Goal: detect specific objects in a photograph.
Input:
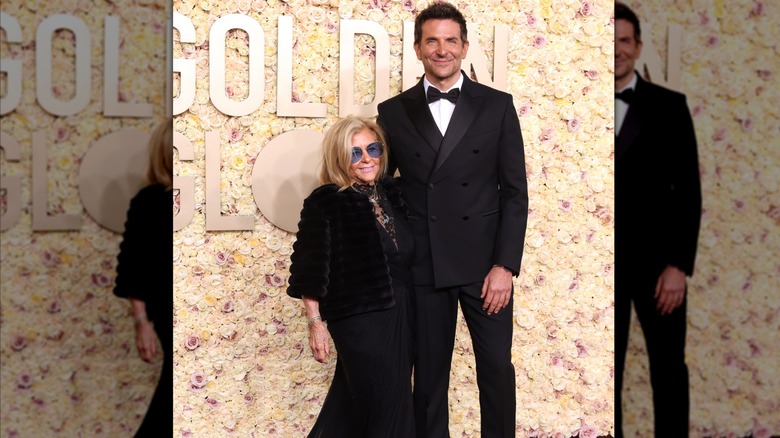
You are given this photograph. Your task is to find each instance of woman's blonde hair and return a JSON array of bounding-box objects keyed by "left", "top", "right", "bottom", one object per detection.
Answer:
[
  {"left": 319, "top": 116, "right": 388, "bottom": 190},
  {"left": 146, "top": 117, "right": 173, "bottom": 188}
]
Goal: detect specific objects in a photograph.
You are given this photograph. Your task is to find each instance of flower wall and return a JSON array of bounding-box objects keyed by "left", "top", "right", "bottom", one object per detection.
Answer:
[
  {"left": 620, "top": 1, "right": 780, "bottom": 437},
  {"left": 172, "top": 0, "right": 615, "bottom": 437},
  {"left": 0, "top": 0, "right": 168, "bottom": 436}
]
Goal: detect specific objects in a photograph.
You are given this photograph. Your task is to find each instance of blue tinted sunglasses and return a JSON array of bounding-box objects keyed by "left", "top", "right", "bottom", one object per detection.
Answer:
[{"left": 351, "top": 141, "right": 384, "bottom": 163}]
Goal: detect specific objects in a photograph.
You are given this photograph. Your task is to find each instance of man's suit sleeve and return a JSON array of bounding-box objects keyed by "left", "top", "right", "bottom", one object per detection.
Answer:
[
  {"left": 376, "top": 106, "right": 398, "bottom": 177},
  {"left": 494, "top": 95, "right": 529, "bottom": 274},
  {"left": 668, "top": 94, "right": 702, "bottom": 277}
]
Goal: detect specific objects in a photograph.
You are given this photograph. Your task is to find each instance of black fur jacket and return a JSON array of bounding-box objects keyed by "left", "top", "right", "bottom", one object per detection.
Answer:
[{"left": 287, "top": 176, "right": 407, "bottom": 321}]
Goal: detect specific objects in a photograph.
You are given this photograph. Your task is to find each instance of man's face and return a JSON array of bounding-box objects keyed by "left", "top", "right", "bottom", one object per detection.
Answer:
[
  {"left": 615, "top": 19, "right": 642, "bottom": 84},
  {"left": 414, "top": 19, "right": 469, "bottom": 87}
]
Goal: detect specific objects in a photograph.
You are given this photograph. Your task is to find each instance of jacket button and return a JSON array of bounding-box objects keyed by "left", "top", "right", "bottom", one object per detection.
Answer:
[
  {"left": 428, "top": 183, "right": 435, "bottom": 189},
  {"left": 473, "top": 149, "right": 479, "bottom": 153},
  {"left": 430, "top": 216, "right": 437, "bottom": 222},
  {"left": 462, "top": 182, "right": 469, "bottom": 187},
  {"left": 462, "top": 216, "right": 469, "bottom": 220}
]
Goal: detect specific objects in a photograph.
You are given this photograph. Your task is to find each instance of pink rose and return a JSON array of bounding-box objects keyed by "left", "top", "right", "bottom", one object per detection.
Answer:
[
  {"left": 526, "top": 13, "right": 537, "bottom": 28},
  {"left": 756, "top": 69, "right": 772, "bottom": 80},
  {"left": 532, "top": 35, "right": 546, "bottom": 49},
  {"left": 221, "top": 300, "right": 235, "bottom": 313},
  {"left": 578, "top": 1, "right": 593, "bottom": 16},
  {"left": 271, "top": 274, "right": 285, "bottom": 287},
  {"left": 185, "top": 335, "right": 200, "bottom": 351},
  {"left": 567, "top": 117, "right": 581, "bottom": 132},
  {"left": 750, "top": 1, "right": 765, "bottom": 17},
  {"left": 579, "top": 424, "right": 598, "bottom": 438},
  {"left": 91, "top": 273, "right": 111, "bottom": 287},
  {"left": 575, "top": 339, "right": 589, "bottom": 356},
  {"left": 229, "top": 128, "right": 243, "bottom": 143},
  {"left": 11, "top": 335, "right": 26, "bottom": 351},
  {"left": 190, "top": 371, "right": 207, "bottom": 389},
  {"left": 55, "top": 127, "right": 70, "bottom": 143},
  {"left": 539, "top": 128, "right": 554, "bottom": 142},
  {"left": 518, "top": 103, "right": 530, "bottom": 117},
  {"left": 17, "top": 372, "right": 33, "bottom": 390},
  {"left": 402, "top": 0, "right": 416, "bottom": 12}
]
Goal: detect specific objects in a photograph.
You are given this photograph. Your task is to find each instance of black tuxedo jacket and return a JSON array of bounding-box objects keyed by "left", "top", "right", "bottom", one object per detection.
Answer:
[
  {"left": 615, "top": 73, "right": 702, "bottom": 277},
  {"left": 377, "top": 73, "right": 528, "bottom": 288}
]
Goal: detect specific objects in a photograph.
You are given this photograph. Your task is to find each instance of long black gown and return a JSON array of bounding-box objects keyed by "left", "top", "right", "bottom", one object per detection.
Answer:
[{"left": 307, "top": 183, "right": 415, "bottom": 438}]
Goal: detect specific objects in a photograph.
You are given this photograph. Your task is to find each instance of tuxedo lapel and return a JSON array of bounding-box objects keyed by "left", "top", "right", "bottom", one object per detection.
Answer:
[
  {"left": 616, "top": 74, "right": 645, "bottom": 159},
  {"left": 432, "top": 75, "right": 482, "bottom": 176},
  {"left": 616, "top": 105, "right": 640, "bottom": 159},
  {"left": 402, "top": 79, "right": 443, "bottom": 153}
]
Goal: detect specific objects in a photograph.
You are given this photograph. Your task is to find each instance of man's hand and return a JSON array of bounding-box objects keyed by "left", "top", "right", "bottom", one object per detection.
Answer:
[
  {"left": 308, "top": 321, "right": 332, "bottom": 364},
  {"left": 655, "top": 265, "right": 687, "bottom": 315},
  {"left": 481, "top": 266, "right": 513, "bottom": 315}
]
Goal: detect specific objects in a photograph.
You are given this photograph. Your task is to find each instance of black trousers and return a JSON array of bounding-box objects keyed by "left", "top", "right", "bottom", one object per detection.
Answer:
[
  {"left": 615, "top": 268, "right": 689, "bottom": 438},
  {"left": 413, "top": 282, "right": 516, "bottom": 438}
]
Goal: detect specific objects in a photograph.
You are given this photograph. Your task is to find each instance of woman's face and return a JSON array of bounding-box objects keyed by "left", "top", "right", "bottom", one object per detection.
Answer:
[{"left": 348, "top": 128, "right": 382, "bottom": 185}]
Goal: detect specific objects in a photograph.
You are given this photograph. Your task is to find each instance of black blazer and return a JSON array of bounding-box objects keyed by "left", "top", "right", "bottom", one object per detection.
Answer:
[
  {"left": 377, "top": 73, "right": 528, "bottom": 288},
  {"left": 287, "top": 176, "right": 406, "bottom": 321},
  {"left": 615, "top": 73, "right": 702, "bottom": 276}
]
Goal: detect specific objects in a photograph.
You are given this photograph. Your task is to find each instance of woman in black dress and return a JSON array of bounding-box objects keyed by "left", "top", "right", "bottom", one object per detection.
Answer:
[
  {"left": 113, "top": 118, "right": 173, "bottom": 437},
  {"left": 287, "top": 116, "right": 415, "bottom": 437}
]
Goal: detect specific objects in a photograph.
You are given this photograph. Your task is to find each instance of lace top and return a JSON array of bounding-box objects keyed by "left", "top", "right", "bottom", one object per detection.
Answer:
[{"left": 351, "top": 182, "right": 397, "bottom": 250}]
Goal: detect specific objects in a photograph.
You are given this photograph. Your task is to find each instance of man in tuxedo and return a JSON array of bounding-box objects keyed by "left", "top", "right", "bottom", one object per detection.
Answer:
[
  {"left": 614, "top": 3, "right": 702, "bottom": 437},
  {"left": 376, "top": 2, "right": 528, "bottom": 437}
]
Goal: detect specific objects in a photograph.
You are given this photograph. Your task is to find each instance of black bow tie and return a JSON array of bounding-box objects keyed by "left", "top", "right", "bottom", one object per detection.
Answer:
[
  {"left": 427, "top": 87, "right": 460, "bottom": 104},
  {"left": 615, "top": 88, "right": 634, "bottom": 104}
]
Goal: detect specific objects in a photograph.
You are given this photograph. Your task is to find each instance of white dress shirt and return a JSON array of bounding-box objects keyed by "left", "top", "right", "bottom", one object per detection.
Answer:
[{"left": 424, "top": 74, "right": 464, "bottom": 136}]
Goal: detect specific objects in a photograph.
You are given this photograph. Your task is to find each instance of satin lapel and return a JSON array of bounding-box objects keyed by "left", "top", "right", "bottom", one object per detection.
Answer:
[
  {"left": 616, "top": 105, "right": 640, "bottom": 159},
  {"left": 402, "top": 81, "right": 443, "bottom": 153},
  {"left": 431, "top": 79, "right": 482, "bottom": 176},
  {"left": 616, "top": 74, "right": 646, "bottom": 159}
]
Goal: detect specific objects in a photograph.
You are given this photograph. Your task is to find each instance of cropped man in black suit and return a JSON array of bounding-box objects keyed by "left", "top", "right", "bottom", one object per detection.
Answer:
[
  {"left": 614, "top": 3, "right": 702, "bottom": 437},
  {"left": 377, "top": 3, "right": 528, "bottom": 437}
]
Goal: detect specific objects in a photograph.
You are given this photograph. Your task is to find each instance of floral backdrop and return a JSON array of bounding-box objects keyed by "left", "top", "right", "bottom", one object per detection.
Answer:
[
  {"left": 172, "top": 0, "right": 614, "bottom": 437},
  {"left": 620, "top": 1, "right": 780, "bottom": 437},
  {"left": 0, "top": 0, "right": 167, "bottom": 436}
]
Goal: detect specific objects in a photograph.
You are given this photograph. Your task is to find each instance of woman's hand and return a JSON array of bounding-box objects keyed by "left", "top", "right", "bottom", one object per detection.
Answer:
[
  {"left": 308, "top": 320, "right": 331, "bottom": 364},
  {"left": 135, "top": 320, "right": 158, "bottom": 363}
]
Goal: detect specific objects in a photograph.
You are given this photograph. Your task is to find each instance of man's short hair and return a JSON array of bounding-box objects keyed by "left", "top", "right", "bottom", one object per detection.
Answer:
[
  {"left": 414, "top": 1, "right": 468, "bottom": 45},
  {"left": 615, "top": 2, "right": 642, "bottom": 42}
]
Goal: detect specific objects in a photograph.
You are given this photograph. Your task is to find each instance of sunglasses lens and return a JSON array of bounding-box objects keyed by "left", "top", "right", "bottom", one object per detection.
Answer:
[
  {"left": 366, "top": 142, "right": 383, "bottom": 158},
  {"left": 351, "top": 142, "right": 383, "bottom": 163},
  {"left": 351, "top": 148, "right": 363, "bottom": 163}
]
